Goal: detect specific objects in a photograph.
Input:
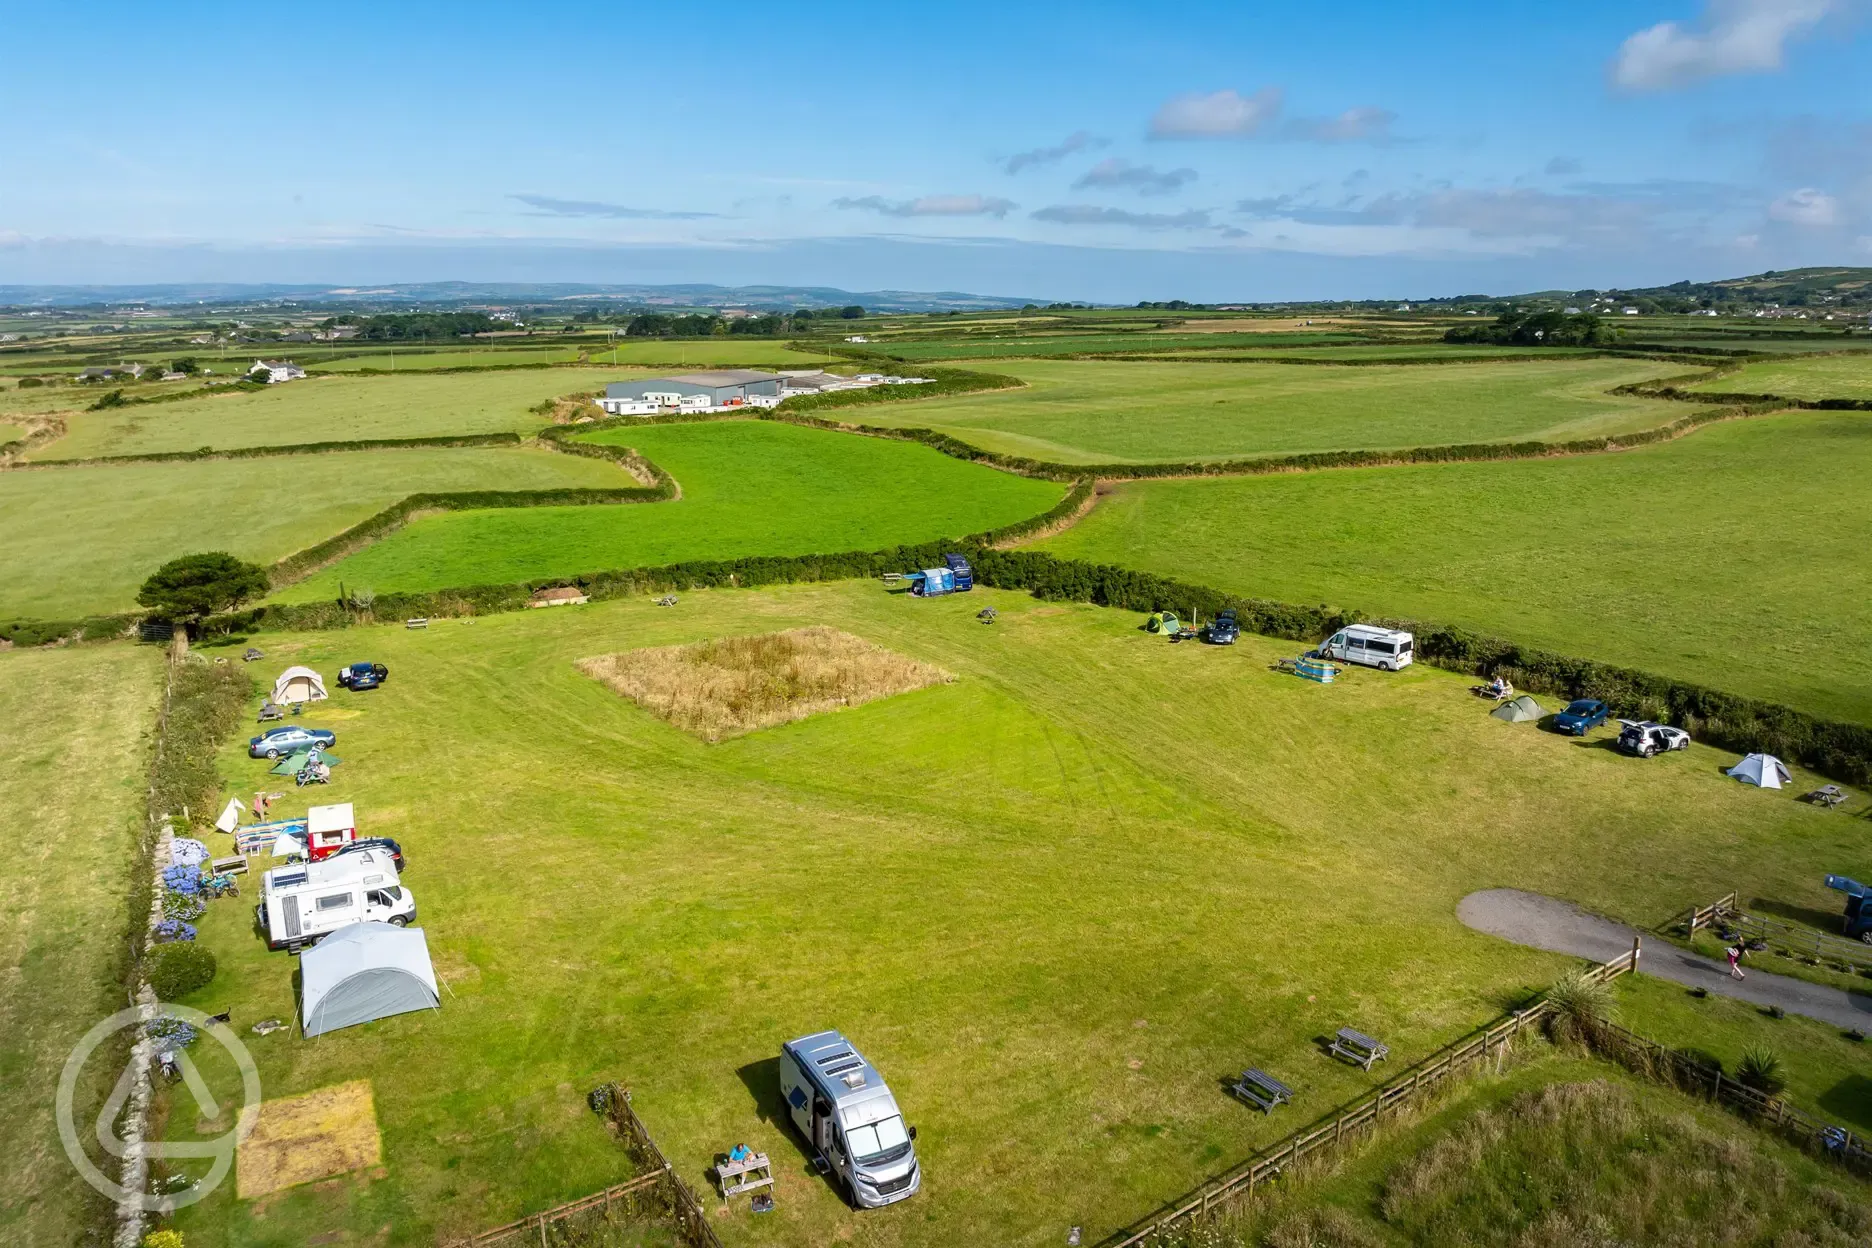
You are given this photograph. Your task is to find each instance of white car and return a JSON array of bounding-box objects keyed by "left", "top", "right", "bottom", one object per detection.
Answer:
[{"left": 1616, "top": 720, "right": 1690, "bottom": 757}]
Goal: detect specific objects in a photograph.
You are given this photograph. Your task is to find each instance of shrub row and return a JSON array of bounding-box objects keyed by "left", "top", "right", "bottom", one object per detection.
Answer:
[
  {"left": 50, "top": 430, "right": 525, "bottom": 467},
  {"left": 0, "top": 614, "right": 134, "bottom": 647},
  {"left": 773, "top": 365, "right": 1024, "bottom": 415},
  {"left": 1632, "top": 384, "right": 1872, "bottom": 412}
]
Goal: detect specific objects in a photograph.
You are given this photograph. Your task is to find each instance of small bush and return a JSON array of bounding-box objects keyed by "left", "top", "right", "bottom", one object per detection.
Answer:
[
  {"left": 1543, "top": 971, "right": 1615, "bottom": 1047},
  {"left": 1737, "top": 1044, "right": 1786, "bottom": 1097},
  {"left": 18, "top": 375, "right": 45, "bottom": 388},
  {"left": 148, "top": 942, "right": 217, "bottom": 1000},
  {"left": 142, "top": 1230, "right": 185, "bottom": 1248}
]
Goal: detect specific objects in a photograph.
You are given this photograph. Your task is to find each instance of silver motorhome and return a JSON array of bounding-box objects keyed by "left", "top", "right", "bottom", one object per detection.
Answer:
[
  {"left": 256, "top": 849, "right": 415, "bottom": 951},
  {"left": 780, "top": 1030, "right": 919, "bottom": 1208},
  {"left": 1320, "top": 624, "right": 1415, "bottom": 671}
]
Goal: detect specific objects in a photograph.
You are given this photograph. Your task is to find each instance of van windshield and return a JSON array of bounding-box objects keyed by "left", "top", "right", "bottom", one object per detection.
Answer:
[{"left": 845, "top": 1115, "right": 910, "bottom": 1164}]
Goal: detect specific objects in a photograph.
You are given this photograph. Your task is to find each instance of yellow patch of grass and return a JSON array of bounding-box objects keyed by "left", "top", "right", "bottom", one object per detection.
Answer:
[
  {"left": 577, "top": 626, "right": 950, "bottom": 741},
  {"left": 237, "top": 1080, "right": 382, "bottom": 1199}
]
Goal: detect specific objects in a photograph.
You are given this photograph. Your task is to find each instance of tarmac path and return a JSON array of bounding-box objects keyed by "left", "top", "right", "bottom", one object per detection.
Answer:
[{"left": 1458, "top": 887, "right": 1872, "bottom": 1033}]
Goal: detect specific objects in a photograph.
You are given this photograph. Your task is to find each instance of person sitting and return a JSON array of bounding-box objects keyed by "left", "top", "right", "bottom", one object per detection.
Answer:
[
  {"left": 1488, "top": 675, "right": 1513, "bottom": 700},
  {"left": 728, "top": 1143, "right": 752, "bottom": 1163}
]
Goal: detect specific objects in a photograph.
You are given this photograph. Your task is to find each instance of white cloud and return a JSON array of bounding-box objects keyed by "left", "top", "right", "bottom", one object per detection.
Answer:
[
  {"left": 1610, "top": 0, "right": 1841, "bottom": 91},
  {"left": 1768, "top": 187, "right": 1843, "bottom": 225},
  {"left": 1149, "top": 88, "right": 1284, "bottom": 138},
  {"left": 1004, "top": 132, "right": 1106, "bottom": 174},
  {"left": 833, "top": 194, "right": 1017, "bottom": 218},
  {"left": 1031, "top": 204, "right": 1212, "bottom": 230},
  {"left": 1071, "top": 159, "right": 1197, "bottom": 196},
  {"left": 510, "top": 195, "right": 722, "bottom": 221},
  {"left": 1283, "top": 107, "right": 1396, "bottom": 144}
]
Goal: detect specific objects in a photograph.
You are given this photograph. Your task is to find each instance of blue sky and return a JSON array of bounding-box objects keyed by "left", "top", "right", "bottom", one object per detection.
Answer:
[{"left": 2, "top": 0, "right": 1869, "bottom": 301}]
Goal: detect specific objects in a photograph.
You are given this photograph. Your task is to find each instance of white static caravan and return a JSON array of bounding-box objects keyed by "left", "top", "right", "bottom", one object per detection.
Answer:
[{"left": 1319, "top": 624, "right": 1415, "bottom": 671}]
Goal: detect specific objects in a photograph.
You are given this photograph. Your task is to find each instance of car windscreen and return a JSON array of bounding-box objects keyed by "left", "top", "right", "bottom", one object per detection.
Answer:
[
  {"left": 845, "top": 1115, "right": 909, "bottom": 1164},
  {"left": 1566, "top": 701, "right": 1594, "bottom": 714}
]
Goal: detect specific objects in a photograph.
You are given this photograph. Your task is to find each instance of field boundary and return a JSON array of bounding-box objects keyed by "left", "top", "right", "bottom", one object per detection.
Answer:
[
  {"left": 8, "top": 430, "right": 530, "bottom": 470},
  {"left": 444, "top": 1173, "right": 664, "bottom": 1248}
]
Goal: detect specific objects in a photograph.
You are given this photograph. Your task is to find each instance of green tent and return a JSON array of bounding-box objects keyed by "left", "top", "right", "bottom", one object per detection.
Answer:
[
  {"left": 1490, "top": 695, "right": 1545, "bottom": 723},
  {"left": 270, "top": 749, "right": 342, "bottom": 775}
]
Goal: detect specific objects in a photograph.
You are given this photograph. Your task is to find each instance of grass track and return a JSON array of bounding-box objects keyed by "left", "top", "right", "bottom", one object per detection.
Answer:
[
  {"left": 0, "top": 447, "right": 629, "bottom": 618},
  {"left": 30, "top": 369, "right": 650, "bottom": 460},
  {"left": 279, "top": 420, "right": 1065, "bottom": 601},
  {"left": 855, "top": 359, "right": 1682, "bottom": 464},
  {"left": 154, "top": 583, "right": 1868, "bottom": 1247},
  {"left": 1042, "top": 410, "right": 1872, "bottom": 723},
  {"left": 0, "top": 645, "right": 163, "bottom": 1247}
]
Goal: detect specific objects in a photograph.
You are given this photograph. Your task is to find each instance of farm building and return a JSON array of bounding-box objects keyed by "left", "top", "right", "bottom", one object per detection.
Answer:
[
  {"left": 252, "top": 359, "right": 307, "bottom": 384},
  {"left": 598, "top": 370, "right": 783, "bottom": 416}
]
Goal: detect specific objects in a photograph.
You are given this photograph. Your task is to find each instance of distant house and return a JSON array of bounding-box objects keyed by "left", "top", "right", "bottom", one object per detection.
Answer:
[
  {"left": 76, "top": 363, "right": 142, "bottom": 382},
  {"left": 1622, "top": 307, "right": 1640, "bottom": 316},
  {"left": 599, "top": 370, "right": 784, "bottom": 416},
  {"left": 844, "top": 334, "right": 869, "bottom": 343},
  {"left": 252, "top": 359, "right": 307, "bottom": 384},
  {"left": 160, "top": 370, "right": 188, "bottom": 381},
  {"left": 528, "top": 586, "right": 589, "bottom": 608}
]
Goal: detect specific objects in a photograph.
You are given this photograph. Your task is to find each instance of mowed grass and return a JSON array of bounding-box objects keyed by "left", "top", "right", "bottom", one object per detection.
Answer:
[
  {"left": 1055, "top": 409, "right": 1872, "bottom": 722},
  {"left": 0, "top": 645, "right": 163, "bottom": 1247},
  {"left": 0, "top": 447, "right": 629, "bottom": 618},
  {"left": 279, "top": 420, "right": 1065, "bottom": 601},
  {"left": 155, "top": 584, "right": 1867, "bottom": 1247},
  {"left": 311, "top": 341, "right": 835, "bottom": 372},
  {"left": 1687, "top": 351, "right": 1872, "bottom": 401},
  {"left": 856, "top": 358, "right": 1681, "bottom": 463},
  {"left": 31, "top": 368, "right": 651, "bottom": 460},
  {"left": 1043, "top": 410, "right": 1872, "bottom": 723}
]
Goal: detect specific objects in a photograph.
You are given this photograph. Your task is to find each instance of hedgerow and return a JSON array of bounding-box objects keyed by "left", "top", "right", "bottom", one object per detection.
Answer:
[{"left": 51, "top": 431, "right": 525, "bottom": 466}]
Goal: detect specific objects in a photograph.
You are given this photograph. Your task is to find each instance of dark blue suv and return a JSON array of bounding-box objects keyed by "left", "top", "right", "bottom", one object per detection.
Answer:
[
  {"left": 1552, "top": 699, "right": 1609, "bottom": 736},
  {"left": 338, "top": 662, "right": 388, "bottom": 691}
]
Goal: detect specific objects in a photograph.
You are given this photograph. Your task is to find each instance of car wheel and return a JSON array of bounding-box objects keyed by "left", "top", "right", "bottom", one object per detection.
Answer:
[
  {"left": 389, "top": 915, "right": 409, "bottom": 928},
  {"left": 1860, "top": 931, "right": 1872, "bottom": 946},
  {"left": 265, "top": 748, "right": 279, "bottom": 760}
]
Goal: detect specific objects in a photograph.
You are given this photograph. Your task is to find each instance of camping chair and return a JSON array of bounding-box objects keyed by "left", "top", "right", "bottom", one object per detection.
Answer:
[
  {"left": 295, "top": 761, "right": 332, "bottom": 787},
  {"left": 978, "top": 607, "right": 997, "bottom": 624},
  {"left": 242, "top": 648, "right": 263, "bottom": 662}
]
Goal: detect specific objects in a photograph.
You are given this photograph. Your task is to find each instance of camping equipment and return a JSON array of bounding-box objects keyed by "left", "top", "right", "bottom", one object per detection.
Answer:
[
  {"left": 237, "top": 817, "right": 307, "bottom": 856},
  {"left": 242, "top": 648, "right": 263, "bottom": 662},
  {"left": 269, "top": 748, "right": 341, "bottom": 776},
  {"left": 214, "top": 797, "right": 245, "bottom": 834},
  {"left": 1727, "top": 753, "right": 1790, "bottom": 789},
  {"left": 1291, "top": 656, "right": 1338, "bottom": 683},
  {"left": 251, "top": 1018, "right": 285, "bottom": 1036},
  {"left": 655, "top": 595, "right": 678, "bottom": 607},
  {"left": 977, "top": 607, "right": 997, "bottom": 624},
  {"left": 270, "top": 666, "right": 327, "bottom": 706},
  {"left": 1490, "top": 695, "right": 1546, "bottom": 723},
  {"left": 296, "top": 760, "right": 333, "bottom": 787},
  {"left": 305, "top": 802, "right": 358, "bottom": 860},
  {"left": 299, "top": 921, "right": 441, "bottom": 1037}
]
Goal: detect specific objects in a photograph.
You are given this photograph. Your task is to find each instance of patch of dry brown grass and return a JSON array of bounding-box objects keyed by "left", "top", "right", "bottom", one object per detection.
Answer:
[
  {"left": 577, "top": 626, "right": 950, "bottom": 741},
  {"left": 236, "top": 1080, "right": 382, "bottom": 1199}
]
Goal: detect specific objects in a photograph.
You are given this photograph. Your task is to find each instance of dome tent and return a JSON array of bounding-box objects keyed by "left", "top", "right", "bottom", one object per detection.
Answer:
[
  {"left": 1490, "top": 695, "right": 1546, "bottom": 723},
  {"left": 300, "top": 921, "right": 439, "bottom": 1038},
  {"left": 272, "top": 665, "right": 327, "bottom": 705},
  {"left": 1727, "top": 753, "right": 1791, "bottom": 789}
]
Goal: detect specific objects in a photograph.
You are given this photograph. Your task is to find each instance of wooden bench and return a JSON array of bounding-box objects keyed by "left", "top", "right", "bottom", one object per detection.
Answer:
[
  {"left": 405, "top": 618, "right": 429, "bottom": 629},
  {"left": 1231, "top": 1067, "right": 1293, "bottom": 1113},
  {"left": 715, "top": 1152, "right": 774, "bottom": 1201},
  {"left": 1329, "top": 1027, "right": 1389, "bottom": 1071},
  {"left": 209, "top": 855, "right": 248, "bottom": 877}
]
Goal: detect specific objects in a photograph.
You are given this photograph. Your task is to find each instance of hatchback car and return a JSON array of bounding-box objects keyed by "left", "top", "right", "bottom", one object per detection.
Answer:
[
  {"left": 337, "top": 662, "right": 389, "bottom": 691},
  {"left": 1203, "top": 610, "right": 1240, "bottom": 645},
  {"left": 248, "top": 725, "right": 336, "bottom": 759},
  {"left": 1552, "top": 699, "right": 1609, "bottom": 736}
]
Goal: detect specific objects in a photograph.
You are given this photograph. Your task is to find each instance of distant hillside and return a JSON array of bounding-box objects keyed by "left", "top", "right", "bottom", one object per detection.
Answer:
[{"left": 1503, "top": 267, "right": 1872, "bottom": 314}]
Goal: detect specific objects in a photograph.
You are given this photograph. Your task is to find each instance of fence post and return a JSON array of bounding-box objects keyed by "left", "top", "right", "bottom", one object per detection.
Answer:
[{"left": 1631, "top": 935, "right": 1642, "bottom": 973}]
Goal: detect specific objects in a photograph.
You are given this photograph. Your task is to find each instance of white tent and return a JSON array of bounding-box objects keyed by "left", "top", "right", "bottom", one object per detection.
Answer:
[
  {"left": 300, "top": 922, "right": 440, "bottom": 1038},
  {"left": 272, "top": 666, "right": 327, "bottom": 705},
  {"left": 1727, "top": 753, "right": 1791, "bottom": 789},
  {"left": 214, "top": 797, "right": 244, "bottom": 834}
]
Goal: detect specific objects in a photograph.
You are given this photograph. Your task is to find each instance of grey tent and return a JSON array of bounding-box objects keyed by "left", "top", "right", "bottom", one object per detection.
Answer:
[
  {"left": 300, "top": 921, "right": 440, "bottom": 1038},
  {"left": 1490, "top": 695, "right": 1546, "bottom": 723}
]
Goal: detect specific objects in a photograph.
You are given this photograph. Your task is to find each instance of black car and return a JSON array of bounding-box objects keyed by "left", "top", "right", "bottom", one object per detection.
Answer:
[
  {"left": 1202, "top": 610, "right": 1240, "bottom": 645},
  {"left": 335, "top": 836, "right": 405, "bottom": 872},
  {"left": 248, "top": 725, "right": 336, "bottom": 759}
]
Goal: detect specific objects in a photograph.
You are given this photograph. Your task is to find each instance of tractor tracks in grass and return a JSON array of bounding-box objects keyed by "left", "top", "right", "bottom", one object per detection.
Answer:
[{"left": 1459, "top": 888, "right": 1872, "bottom": 1032}]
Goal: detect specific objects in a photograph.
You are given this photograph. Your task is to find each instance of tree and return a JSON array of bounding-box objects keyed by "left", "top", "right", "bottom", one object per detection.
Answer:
[
  {"left": 137, "top": 553, "right": 270, "bottom": 635},
  {"left": 839, "top": 305, "right": 865, "bottom": 319}
]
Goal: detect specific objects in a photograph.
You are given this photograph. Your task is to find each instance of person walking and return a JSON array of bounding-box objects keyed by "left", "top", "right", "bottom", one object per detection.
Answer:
[{"left": 1725, "top": 944, "right": 1746, "bottom": 980}]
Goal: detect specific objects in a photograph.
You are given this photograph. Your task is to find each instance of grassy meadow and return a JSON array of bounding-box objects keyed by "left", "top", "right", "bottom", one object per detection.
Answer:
[
  {"left": 151, "top": 583, "right": 1866, "bottom": 1247},
  {"left": 865, "top": 331, "right": 1372, "bottom": 361},
  {"left": 0, "top": 645, "right": 163, "bottom": 1248},
  {"left": 30, "top": 369, "right": 645, "bottom": 460},
  {"left": 1686, "top": 351, "right": 1872, "bottom": 401},
  {"left": 0, "top": 447, "right": 630, "bottom": 618},
  {"left": 279, "top": 420, "right": 1065, "bottom": 601},
  {"left": 1043, "top": 410, "right": 1872, "bottom": 723},
  {"left": 310, "top": 341, "right": 835, "bottom": 372},
  {"left": 856, "top": 358, "right": 1681, "bottom": 463}
]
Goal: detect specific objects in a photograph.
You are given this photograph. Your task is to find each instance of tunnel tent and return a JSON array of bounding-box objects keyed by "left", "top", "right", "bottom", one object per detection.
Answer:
[
  {"left": 1490, "top": 695, "right": 1546, "bottom": 723},
  {"left": 300, "top": 922, "right": 440, "bottom": 1038},
  {"left": 272, "top": 666, "right": 327, "bottom": 705}
]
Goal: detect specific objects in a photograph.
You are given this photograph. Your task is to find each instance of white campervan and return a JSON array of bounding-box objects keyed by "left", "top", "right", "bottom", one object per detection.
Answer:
[
  {"left": 1320, "top": 624, "right": 1415, "bottom": 671},
  {"left": 780, "top": 1031, "right": 919, "bottom": 1208},
  {"left": 257, "top": 849, "right": 415, "bottom": 951}
]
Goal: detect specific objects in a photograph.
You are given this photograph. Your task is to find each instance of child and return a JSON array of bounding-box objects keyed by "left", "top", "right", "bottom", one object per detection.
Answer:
[{"left": 1725, "top": 945, "right": 1746, "bottom": 980}]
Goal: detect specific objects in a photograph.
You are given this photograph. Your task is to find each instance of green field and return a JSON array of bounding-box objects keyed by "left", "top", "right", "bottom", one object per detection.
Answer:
[
  {"left": 310, "top": 341, "right": 835, "bottom": 372},
  {"left": 0, "top": 422, "right": 22, "bottom": 442},
  {"left": 867, "top": 332, "right": 1372, "bottom": 361},
  {"left": 155, "top": 584, "right": 1866, "bottom": 1247},
  {"left": 1687, "top": 351, "right": 1872, "bottom": 401},
  {"left": 280, "top": 420, "right": 1065, "bottom": 601},
  {"left": 0, "top": 645, "right": 163, "bottom": 1247},
  {"left": 854, "top": 358, "right": 1682, "bottom": 463},
  {"left": 0, "top": 447, "right": 630, "bottom": 618},
  {"left": 31, "top": 369, "right": 643, "bottom": 460},
  {"left": 1042, "top": 409, "right": 1872, "bottom": 722}
]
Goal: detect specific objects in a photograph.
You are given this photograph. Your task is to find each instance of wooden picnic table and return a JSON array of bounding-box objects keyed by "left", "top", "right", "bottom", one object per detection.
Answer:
[
  {"left": 1231, "top": 1067, "right": 1293, "bottom": 1113},
  {"left": 1329, "top": 1027, "right": 1389, "bottom": 1071},
  {"left": 716, "top": 1152, "right": 774, "bottom": 1201},
  {"left": 1808, "top": 785, "right": 1847, "bottom": 809}
]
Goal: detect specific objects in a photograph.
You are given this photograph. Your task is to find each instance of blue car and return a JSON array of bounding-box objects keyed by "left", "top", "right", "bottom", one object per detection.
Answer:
[
  {"left": 1202, "top": 609, "right": 1240, "bottom": 645},
  {"left": 338, "top": 662, "right": 388, "bottom": 691},
  {"left": 1552, "top": 699, "right": 1610, "bottom": 736}
]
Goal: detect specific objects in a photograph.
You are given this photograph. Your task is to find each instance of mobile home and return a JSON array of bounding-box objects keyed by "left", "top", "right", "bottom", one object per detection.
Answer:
[
  {"left": 1319, "top": 624, "right": 1415, "bottom": 671},
  {"left": 780, "top": 1030, "right": 920, "bottom": 1208},
  {"left": 257, "top": 849, "right": 415, "bottom": 952}
]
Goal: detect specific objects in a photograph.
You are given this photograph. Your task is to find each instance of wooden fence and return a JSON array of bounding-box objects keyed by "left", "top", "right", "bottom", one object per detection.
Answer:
[
  {"left": 448, "top": 1173, "right": 664, "bottom": 1247},
  {"left": 1103, "top": 943, "right": 1642, "bottom": 1247},
  {"left": 1685, "top": 892, "right": 1872, "bottom": 974},
  {"left": 600, "top": 1085, "right": 725, "bottom": 1248}
]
